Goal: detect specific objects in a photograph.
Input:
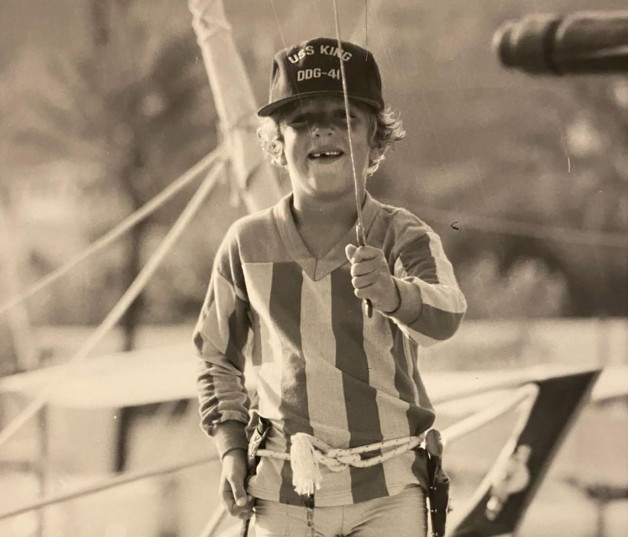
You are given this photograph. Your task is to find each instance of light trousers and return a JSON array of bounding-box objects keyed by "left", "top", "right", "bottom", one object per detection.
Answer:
[{"left": 253, "top": 486, "right": 427, "bottom": 537}]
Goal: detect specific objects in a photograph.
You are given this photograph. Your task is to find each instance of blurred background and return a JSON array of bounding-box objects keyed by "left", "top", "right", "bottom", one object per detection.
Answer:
[{"left": 0, "top": 1, "right": 626, "bottom": 536}]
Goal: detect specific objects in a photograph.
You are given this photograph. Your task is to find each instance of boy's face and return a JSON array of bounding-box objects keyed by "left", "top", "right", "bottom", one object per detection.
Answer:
[{"left": 277, "top": 96, "right": 379, "bottom": 202}]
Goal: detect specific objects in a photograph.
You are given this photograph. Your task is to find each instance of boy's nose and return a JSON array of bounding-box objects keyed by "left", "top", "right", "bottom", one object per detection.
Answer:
[{"left": 311, "top": 124, "right": 334, "bottom": 137}]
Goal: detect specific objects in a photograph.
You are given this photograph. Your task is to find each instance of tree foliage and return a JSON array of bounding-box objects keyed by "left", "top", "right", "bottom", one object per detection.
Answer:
[{"left": 1, "top": 0, "right": 218, "bottom": 340}]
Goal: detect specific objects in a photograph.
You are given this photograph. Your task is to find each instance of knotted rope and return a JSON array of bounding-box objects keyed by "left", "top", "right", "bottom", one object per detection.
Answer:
[{"left": 256, "top": 432, "right": 425, "bottom": 496}]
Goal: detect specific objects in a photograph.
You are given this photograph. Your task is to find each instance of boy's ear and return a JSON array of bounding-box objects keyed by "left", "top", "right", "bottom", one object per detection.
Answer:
[
  {"left": 368, "top": 144, "right": 384, "bottom": 163},
  {"left": 367, "top": 116, "right": 382, "bottom": 162},
  {"left": 277, "top": 151, "right": 288, "bottom": 167}
]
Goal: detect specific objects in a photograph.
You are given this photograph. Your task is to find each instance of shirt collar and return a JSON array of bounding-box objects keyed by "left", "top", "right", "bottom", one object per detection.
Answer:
[{"left": 272, "top": 192, "right": 380, "bottom": 281}]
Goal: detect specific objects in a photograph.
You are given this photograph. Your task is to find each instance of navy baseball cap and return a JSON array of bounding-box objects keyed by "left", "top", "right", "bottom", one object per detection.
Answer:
[{"left": 257, "top": 37, "right": 384, "bottom": 117}]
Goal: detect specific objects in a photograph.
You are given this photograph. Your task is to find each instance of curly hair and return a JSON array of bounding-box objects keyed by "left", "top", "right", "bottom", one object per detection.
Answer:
[{"left": 257, "top": 103, "right": 405, "bottom": 176}]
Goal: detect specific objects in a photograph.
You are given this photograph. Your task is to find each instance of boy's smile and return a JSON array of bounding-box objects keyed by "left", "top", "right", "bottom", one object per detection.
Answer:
[{"left": 278, "top": 97, "right": 378, "bottom": 202}]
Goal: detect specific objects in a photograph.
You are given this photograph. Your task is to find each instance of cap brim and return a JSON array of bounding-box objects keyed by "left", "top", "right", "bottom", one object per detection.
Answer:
[{"left": 257, "top": 90, "right": 382, "bottom": 117}]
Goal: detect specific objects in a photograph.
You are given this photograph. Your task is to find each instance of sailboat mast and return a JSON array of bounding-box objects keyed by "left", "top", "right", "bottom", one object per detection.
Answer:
[{"left": 189, "top": 0, "right": 283, "bottom": 213}]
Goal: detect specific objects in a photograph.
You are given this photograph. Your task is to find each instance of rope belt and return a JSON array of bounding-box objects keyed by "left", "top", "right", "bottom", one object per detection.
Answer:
[{"left": 255, "top": 432, "right": 425, "bottom": 496}]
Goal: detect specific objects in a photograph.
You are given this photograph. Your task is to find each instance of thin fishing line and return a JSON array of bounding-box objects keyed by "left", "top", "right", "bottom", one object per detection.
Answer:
[
  {"left": 269, "top": 0, "right": 288, "bottom": 51},
  {"left": 365, "top": 0, "right": 368, "bottom": 47},
  {"left": 332, "top": 0, "right": 365, "bottom": 245},
  {"left": 332, "top": 0, "right": 373, "bottom": 318}
]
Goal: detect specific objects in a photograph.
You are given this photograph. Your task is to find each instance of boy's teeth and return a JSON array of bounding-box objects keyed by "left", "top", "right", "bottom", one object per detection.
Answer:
[{"left": 312, "top": 151, "right": 341, "bottom": 158}]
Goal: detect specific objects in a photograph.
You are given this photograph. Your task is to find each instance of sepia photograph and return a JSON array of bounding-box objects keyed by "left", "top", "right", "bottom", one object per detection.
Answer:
[{"left": 0, "top": 1, "right": 626, "bottom": 536}]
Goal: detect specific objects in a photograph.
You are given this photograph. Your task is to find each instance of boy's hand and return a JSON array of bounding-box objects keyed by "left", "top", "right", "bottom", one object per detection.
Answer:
[
  {"left": 219, "top": 448, "right": 253, "bottom": 519},
  {"left": 345, "top": 244, "right": 400, "bottom": 314}
]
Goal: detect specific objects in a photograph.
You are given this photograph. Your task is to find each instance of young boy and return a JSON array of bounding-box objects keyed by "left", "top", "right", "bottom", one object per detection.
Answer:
[{"left": 194, "top": 37, "right": 467, "bottom": 537}]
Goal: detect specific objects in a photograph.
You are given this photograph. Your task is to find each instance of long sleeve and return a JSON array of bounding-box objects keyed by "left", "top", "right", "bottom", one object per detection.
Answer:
[
  {"left": 385, "top": 220, "right": 467, "bottom": 347},
  {"left": 193, "top": 231, "right": 252, "bottom": 456}
]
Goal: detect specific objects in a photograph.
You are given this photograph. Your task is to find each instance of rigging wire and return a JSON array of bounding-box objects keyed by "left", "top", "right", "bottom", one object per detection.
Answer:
[
  {"left": 441, "top": 384, "right": 538, "bottom": 446},
  {"left": 0, "top": 147, "right": 225, "bottom": 318},
  {"left": 196, "top": 504, "right": 229, "bottom": 537},
  {"left": 415, "top": 204, "right": 627, "bottom": 250},
  {"left": 0, "top": 453, "right": 219, "bottom": 521},
  {"left": 0, "top": 158, "right": 227, "bottom": 451}
]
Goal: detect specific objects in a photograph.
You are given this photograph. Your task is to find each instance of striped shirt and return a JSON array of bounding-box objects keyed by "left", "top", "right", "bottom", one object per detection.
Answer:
[{"left": 194, "top": 192, "right": 466, "bottom": 506}]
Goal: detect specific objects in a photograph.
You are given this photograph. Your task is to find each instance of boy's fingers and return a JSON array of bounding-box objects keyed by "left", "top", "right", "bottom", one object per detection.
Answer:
[
  {"left": 232, "top": 497, "right": 254, "bottom": 519},
  {"left": 353, "top": 245, "right": 380, "bottom": 261},
  {"left": 345, "top": 244, "right": 380, "bottom": 262},
  {"left": 229, "top": 481, "right": 247, "bottom": 507},
  {"left": 222, "top": 491, "right": 252, "bottom": 518},
  {"left": 345, "top": 244, "right": 357, "bottom": 261},
  {"left": 221, "top": 486, "right": 237, "bottom": 514},
  {"left": 354, "top": 287, "right": 376, "bottom": 301},
  {"left": 221, "top": 475, "right": 250, "bottom": 516},
  {"left": 350, "top": 257, "right": 380, "bottom": 277},
  {"left": 352, "top": 273, "right": 377, "bottom": 289}
]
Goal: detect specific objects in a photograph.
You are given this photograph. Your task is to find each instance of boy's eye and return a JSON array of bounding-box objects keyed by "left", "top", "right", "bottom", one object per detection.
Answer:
[
  {"left": 284, "top": 110, "right": 360, "bottom": 129},
  {"left": 288, "top": 116, "right": 309, "bottom": 128},
  {"left": 338, "top": 115, "right": 358, "bottom": 129},
  {"left": 340, "top": 112, "right": 359, "bottom": 123}
]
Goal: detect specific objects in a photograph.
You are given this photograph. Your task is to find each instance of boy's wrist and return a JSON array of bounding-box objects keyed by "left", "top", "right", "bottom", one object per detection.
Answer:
[
  {"left": 212, "top": 420, "right": 248, "bottom": 460},
  {"left": 381, "top": 280, "right": 402, "bottom": 315},
  {"left": 221, "top": 446, "right": 247, "bottom": 462},
  {"left": 383, "top": 277, "right": 422, "bottom": 325}
]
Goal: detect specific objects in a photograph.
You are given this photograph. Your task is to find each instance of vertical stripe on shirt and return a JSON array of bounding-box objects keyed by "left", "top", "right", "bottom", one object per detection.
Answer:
[
  {"left": 225, "top": 294, "right": 250, "bottom": 372},
  {"left": 301, "top": 276, "right": 351, "bottom": 445},
  {"left": 196, "top": 270, "right": 250, "bottom": 370},
  {"left": 331, "top": 268, "right": 387, "bottom": 502},
  {"left": 407, "top": 342, "right": 434, "bottom": 488},
  {"left": 398, "top": 233, "right": 439, "bottom": 284},
  {"left": 364, "top": 316, "right": 413, "bottom": 492},
  {"left": 198, "top": 271, "right": 236, "bottom": 355},
  {"left": 426, "top": 231, "right": 458, "bottom": 286},
  {"left": 388, "top": 321, "right": 419, "bottom": 404},
  {"left": 301, "top": 275, "right": 353, "bottom": 499},
  {"left": 195, "top": 271, "right": 250, "bottom": 427},
  {"left": 270, "top": 262, "right": 311, "bottom": 505},
  {"left": 242, "top": 263, "right": 275, "bottom": 366},
  {"left": 409, "top": 349, "right": 435, "bottom": 434}
]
